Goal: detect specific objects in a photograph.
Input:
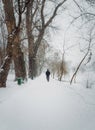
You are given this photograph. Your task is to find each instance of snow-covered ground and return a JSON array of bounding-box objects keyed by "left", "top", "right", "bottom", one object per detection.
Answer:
[{"left": 0, "top": 73, "right": 95, "bottom": 130}]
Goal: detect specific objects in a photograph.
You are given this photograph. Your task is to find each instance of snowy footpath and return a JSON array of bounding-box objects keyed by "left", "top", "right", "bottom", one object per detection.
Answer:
[{"left": 0, "top": 74, "right": 95, "bottom": 130}]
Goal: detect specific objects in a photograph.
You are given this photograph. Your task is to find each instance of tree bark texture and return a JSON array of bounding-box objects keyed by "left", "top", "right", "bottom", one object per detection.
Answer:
[
  {"left": 13, "top": 35, "right": 26, "bottom": 80},
  {"left": 26, "top": 2, "right": 37, "bottom": 79},
  {"left": 0, "top": 0, "right": 27, "bottom": 87},
  {"left": 0, "top": 0, "right": 16, "bottom": 87},
  {"left": 0, "top": 37, "right": 13, "bottom": 87}
]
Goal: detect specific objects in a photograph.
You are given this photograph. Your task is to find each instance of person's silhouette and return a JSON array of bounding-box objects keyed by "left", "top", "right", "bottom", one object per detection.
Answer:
[{"left": 46, "top": 69, "right": 50, "bottom": 81}]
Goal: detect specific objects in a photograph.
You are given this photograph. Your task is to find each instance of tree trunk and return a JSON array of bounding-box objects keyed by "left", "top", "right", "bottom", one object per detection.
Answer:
[
  {"left": 13, "top": 36, "right": 26, "bottom": 80},
  {"left": 0, "top": 48, "right": 3, "bottom": 66},
  {"left": 0, "top": 0, "right": 27, "bottom": 87},
  {"left": 0, "top": 37, "right": 13, "bottom": 87},
  {"left": 28, "top": 55, "right": 37, "bottom": 79},
  {"left": 26, "top": 3, "right": 36, "bottom": 79},
  {"left": 0, "top": 0, "right": 15, "bottom": 87}
]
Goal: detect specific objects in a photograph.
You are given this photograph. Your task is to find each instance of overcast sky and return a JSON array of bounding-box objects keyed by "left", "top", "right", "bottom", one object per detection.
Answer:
[
  {"left": 49, "top": 0, "right": 95, "bottom": 66},
  {"left": 48, "top": 0, "right": 83, "bottom": 65}
]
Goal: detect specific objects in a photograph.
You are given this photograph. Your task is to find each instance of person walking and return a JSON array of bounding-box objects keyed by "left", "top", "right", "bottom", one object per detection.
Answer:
[{"left": 46, "top": 69, "right": 50, "bottom": 82}]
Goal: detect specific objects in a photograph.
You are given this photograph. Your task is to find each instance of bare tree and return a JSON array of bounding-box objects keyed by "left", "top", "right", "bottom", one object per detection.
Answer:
[
  {"left": 70, "top": 25, "right": 94, "bottom": 84},
  {"left": 0, "top": 0, "right": 31, "bottom": 87},
  {"left": 26, "top": 0, "right": 67, "bottom": 79},
  {"left": 65, "top": 0, "right": 95, "bottom": 84}
]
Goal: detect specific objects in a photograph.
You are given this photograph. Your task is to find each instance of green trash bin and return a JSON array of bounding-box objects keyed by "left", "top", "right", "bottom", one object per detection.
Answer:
[{"left": 17, "top": 78, "right": 22, "bottom": 85}]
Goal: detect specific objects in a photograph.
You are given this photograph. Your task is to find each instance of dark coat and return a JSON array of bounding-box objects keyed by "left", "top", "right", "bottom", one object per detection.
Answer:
[{"left": 46, "top": 70, "right": 50, "bottom": 77}]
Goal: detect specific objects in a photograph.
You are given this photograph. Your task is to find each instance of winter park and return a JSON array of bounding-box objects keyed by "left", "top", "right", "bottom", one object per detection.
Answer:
[{"left": 0, "top": 0, "right": 95, "bottom": 130}]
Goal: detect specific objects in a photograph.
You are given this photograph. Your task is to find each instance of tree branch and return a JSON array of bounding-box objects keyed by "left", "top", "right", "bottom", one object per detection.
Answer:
[
  {"left": 45, "top": 0, "right": 67, "bottom": 28},
  {"left": 41, "top": 0, "right": 46, "bottom": 27}
]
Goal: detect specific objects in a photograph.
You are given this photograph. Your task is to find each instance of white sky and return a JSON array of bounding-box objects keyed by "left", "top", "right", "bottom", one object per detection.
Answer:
[
  {"left": 49, "top": 0, "right": 95, "bottom": 66},
  {"left": 49, "top": 4, "right": 83, "bottom": 65}
]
